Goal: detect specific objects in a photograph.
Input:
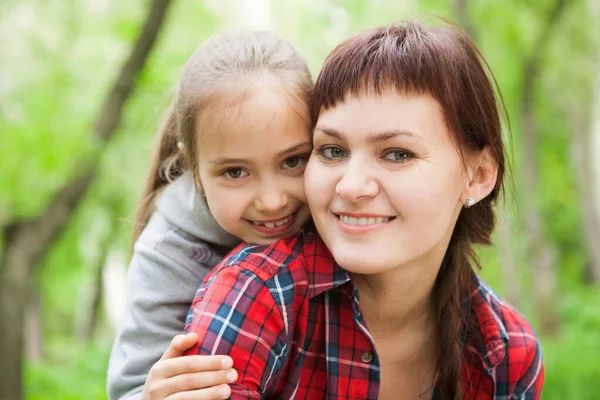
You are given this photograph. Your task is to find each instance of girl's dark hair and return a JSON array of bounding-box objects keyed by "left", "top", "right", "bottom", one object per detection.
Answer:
[
  {"left": 312, "top": 20, "right": 506, "bottom": 399},
  {"left": 132, "top": 31, "right": 313, "bottom": 244}
]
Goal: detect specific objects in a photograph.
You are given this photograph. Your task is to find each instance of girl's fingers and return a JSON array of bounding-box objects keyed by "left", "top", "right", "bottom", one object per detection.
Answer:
[
  {"left": 145, "top": 369, "right": 236, "bottom": 399},
  {"left": 165, "top": 369, "right": 238, "bottom": 393},
  {"left": 167, "top": 384, "right": 232, "bottom": 400},
  {"left": 151, "top": 355, "right": 234, "bottom": 379},
  {"left": 160, "top": 333, "right": 199, "bottom": 361}
]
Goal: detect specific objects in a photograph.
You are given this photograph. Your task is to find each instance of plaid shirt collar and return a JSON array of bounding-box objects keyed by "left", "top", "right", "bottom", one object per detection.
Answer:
[
  {"left": 300, "top": 231, "right": 510, "bottom": 371},
  {"left": 295, "top": 232, "right": 352, "bottom": 298}
]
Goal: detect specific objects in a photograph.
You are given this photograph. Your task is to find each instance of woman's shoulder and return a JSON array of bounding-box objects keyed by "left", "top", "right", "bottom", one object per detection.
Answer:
[
  {"left": 467, "top": 276, "right": 544, "bottom": 396},
  {"left": 472, "top": 277, "right": 541, "bottom": 346}
]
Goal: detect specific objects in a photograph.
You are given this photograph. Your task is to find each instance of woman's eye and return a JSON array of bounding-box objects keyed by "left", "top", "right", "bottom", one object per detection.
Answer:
[
  {"left": 384, "top": 149, "right": 414, "bottom": 162},
  {"left": 282, "top": 156, "right": 306, "bottom": 169},
  {"left": 223, "top": 168, "right": 248, "bottom": 179},
  {"left": 322, "top": 146, "right": 347, "bottom": 159}
]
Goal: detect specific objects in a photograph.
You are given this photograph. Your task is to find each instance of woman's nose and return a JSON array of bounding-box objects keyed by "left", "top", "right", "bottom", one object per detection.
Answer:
[{"left": 335, "top": 161, "right": 379, "bottom": 202}]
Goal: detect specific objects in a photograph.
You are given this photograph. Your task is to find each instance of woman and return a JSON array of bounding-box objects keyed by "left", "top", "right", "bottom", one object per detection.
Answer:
[{"left": 184, "top": 20, "right": 543, "bottom": 399}]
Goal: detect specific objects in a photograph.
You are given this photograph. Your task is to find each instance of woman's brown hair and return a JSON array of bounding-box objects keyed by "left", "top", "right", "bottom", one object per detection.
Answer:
[
  {"left": 132, "top": 31, "right": 313, "bottom": 244},
  {"left": 312, "top": 21, "right": 507, "bottom": 399}
]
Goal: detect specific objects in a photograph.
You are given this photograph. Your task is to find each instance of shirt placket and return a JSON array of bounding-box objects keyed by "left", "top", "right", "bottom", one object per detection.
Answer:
[
  {"left": 323, "top": 282, "right": 381, "bottom": 400},
  {"left": 349, "top": 282, "right": 381, "bottom": 399}
]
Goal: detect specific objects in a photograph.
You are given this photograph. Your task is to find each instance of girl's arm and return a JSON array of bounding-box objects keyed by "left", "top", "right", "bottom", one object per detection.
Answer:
[
  {"left": 107, "top": 212, "right": 229, "bottom": 400},
  {"left": 185, "top": 264, "right": 289, "bottom": 399}
]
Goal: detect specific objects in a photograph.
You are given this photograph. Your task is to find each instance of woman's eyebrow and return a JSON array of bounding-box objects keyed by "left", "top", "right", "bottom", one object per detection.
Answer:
[
  {"left": 366, "top": 129, "right": 422, "bottom": 143},
  {"left": 314, "top": 126, "right": 422, "bottom": 142}
]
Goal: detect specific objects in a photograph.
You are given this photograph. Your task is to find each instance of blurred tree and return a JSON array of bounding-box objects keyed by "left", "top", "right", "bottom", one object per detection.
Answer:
[
  {"left": 0, "top": 0, "right": 174, "bottom": 398},
  {"left": 74, "top": 195, "right": 123, "bottom": 343},
  {"left": 453, "top": 0, "right": 476, "bottom": 39},
  {"left": 453, "top": 0, "right": 523, "bottom": 305},
  {"left": 573, "top": 0, "right": 600, "bottom": 283},
  {"left": 520, "top": 0, "right": 567, "bottom": 336}
]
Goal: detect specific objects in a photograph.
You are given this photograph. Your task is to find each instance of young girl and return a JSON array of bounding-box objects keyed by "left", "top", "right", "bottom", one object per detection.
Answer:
[
  {"left": 185, "top": 21, "right": 544, "bottom": 399},
  {"left": 107, "top": 31, "right": 314, "bottom": 400}
]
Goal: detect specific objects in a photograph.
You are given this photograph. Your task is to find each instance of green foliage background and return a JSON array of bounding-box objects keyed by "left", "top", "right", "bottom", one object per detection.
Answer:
[{"left": 1, "top": 0, "right": 599, "bottom": 398}]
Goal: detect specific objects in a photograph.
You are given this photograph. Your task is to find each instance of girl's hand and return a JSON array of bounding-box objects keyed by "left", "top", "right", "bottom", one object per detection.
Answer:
[{"left": 141, "top": 332, "right": 237, "bottom": 399}]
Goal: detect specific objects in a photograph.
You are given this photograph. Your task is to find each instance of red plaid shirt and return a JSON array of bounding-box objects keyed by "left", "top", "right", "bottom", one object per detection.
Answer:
[{"left": 185, "top": 231, "right": 544, "bottom": 399}]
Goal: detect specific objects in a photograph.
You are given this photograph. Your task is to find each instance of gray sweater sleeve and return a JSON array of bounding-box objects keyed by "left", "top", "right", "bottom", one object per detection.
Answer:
[
  {"left": 106, "top": 173, "right": 240, "bottom": 400},
  {"left": 106, "top": 213, "right": 227, "bottom": 400}
]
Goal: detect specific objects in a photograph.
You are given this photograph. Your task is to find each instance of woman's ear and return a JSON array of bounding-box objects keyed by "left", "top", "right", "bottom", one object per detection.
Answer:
[{"left": 462, "top": 146, "right": 498, "bottom": 207}]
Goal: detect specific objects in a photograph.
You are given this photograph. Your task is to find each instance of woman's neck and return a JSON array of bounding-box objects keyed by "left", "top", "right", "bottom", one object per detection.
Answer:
[
  {"left": 351, "top": 256, "right": 441, "bottom": 336},
  {"left": 352, "top": 262, "right": 440, "bottom": 392}
]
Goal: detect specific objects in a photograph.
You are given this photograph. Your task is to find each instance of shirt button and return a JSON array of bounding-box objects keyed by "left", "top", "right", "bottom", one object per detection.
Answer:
[{"left": 361, "top": 351, "right": 373, "bottom": 363}]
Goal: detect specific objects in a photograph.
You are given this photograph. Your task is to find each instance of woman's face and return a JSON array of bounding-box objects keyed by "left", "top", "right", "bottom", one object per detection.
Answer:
[{"left": 305, "top": 90, "right": 469, "bottom": 275}]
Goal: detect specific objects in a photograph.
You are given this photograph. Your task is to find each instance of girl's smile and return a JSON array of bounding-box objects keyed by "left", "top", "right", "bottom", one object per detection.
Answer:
[{"left": 245, "top": 210, "right": 300, "bottom": 236}]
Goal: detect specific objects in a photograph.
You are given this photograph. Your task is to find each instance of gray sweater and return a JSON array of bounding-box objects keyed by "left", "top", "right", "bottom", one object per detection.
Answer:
[{"left": 106, "top": 172, "right": 240, "bottom": 400}]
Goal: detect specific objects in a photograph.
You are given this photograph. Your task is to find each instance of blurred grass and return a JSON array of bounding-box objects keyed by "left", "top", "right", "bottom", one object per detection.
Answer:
[{"left": 26, "top": 338, "right": 111, "bottom": 400}]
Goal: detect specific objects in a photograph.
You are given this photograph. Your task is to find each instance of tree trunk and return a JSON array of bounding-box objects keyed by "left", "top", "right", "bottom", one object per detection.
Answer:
[
  {"left": 0, "top": 1, "right": 173, "bottom": 399},
  {"left": 586, "top": 0, "right": 600, "bottom": 283},
  {"left": 453, "top": 0, "right": 476, "bottom": 40},
  {"left": 25, "top": 288, "right": 44, "bottom": 361},
  {"left": 496, "top": 207, "right": 521, "bottom": 305},
  {"left": 75, "top": 215, "right": 116, "bottom": 343},
  {"left": 520, "top": 0, "right": 567, "bottom": 336},
  {"left": 569, "top": 108, "right": 600, "bottom": 283}
]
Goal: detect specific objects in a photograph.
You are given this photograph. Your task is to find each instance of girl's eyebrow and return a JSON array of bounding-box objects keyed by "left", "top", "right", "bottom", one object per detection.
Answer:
[
  {"left": 210, "top": 157, "right": 249, "bottom": 165},
  {"left": 211, "top": 141, "right": 311, "bottom": 165},
  {"left": 277, "top": 141, "right": 312, "bottom": 157}
]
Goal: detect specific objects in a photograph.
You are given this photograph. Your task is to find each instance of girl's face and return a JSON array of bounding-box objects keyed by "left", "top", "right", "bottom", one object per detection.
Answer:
[
  {"left": 305, "top": 91, "right": 478, "bottom": 275},
  {"left": 197, "top": 86, "right": 312, "bottom": 245}
]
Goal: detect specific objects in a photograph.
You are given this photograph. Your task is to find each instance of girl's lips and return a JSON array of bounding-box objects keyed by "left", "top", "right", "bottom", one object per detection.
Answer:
[{"left": 247, "top": 212, "right": 298, "bottom": 236}]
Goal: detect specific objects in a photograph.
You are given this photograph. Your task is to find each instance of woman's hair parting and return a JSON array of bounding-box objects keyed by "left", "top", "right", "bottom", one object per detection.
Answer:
[
  {"left": 133, "top": 31, "right": 313, "bottom": 243},
  {"left": 312, "top": 20, "right": 507, "bottom": 399}
]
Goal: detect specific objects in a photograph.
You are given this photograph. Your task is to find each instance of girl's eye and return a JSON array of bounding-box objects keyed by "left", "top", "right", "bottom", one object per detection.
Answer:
[
  {"left": 383, "top": 149, "right": 414, "bottom": 162},
  {"left": 281, "top": 156, "right": 306, "bottom": 169},
  {"left": 321, "top": 146, "right": 347, "bottom": 159},
  {"left": 223, "top": 168, "right": 248, "bottom": 179}
]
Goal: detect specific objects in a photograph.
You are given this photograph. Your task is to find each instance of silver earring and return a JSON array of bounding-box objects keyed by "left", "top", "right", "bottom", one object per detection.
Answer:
[{"left": 465, "top": 197, "right": 476, "bottom": 209}]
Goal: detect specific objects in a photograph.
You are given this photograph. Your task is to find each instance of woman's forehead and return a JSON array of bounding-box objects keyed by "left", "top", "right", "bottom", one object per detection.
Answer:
[{"left": 315, "top": 91, "right": 446, "bottom": 138}]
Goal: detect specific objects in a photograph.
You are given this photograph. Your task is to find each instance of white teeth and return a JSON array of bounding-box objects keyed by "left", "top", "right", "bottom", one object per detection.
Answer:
[
  {"left": 343, "top": 216, "right": 358, "bottom": 225},
  {"left": 252, "top": 214, "right": 293, "bottom": 229},
  {"left": 339, "top": 215, "right": 390, "bottom": 225},
  {"left": 274, "top": 216, "right": 291, "bottom": 227}
]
